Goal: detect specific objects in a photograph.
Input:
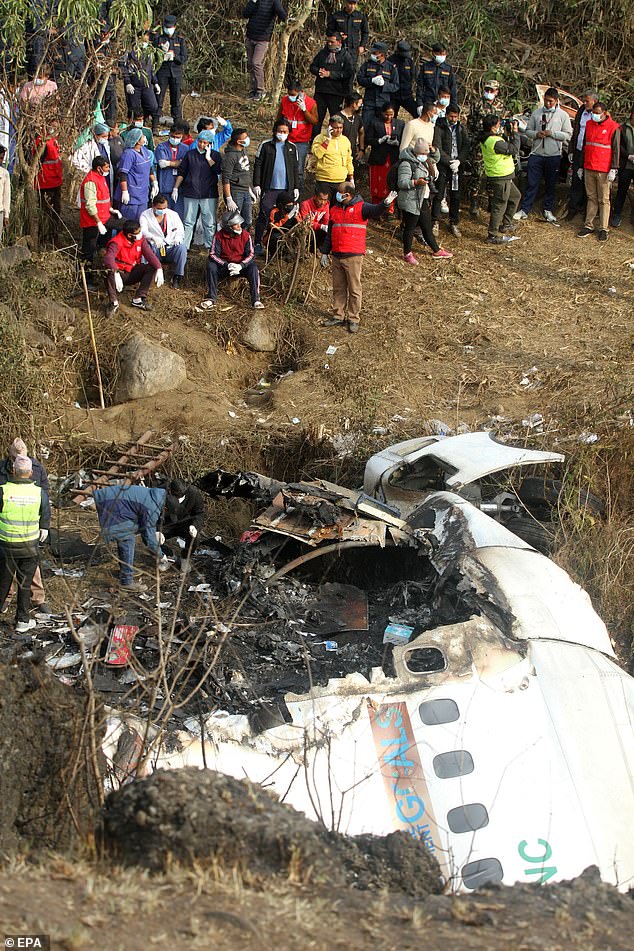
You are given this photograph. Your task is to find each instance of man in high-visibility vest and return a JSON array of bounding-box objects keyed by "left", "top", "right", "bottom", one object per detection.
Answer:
[
  {"left": 480, "top": 113, "right": 522, "bottom": 244},
  {"left": 0, "top": 455, "right": 50, "bottom": 633}
]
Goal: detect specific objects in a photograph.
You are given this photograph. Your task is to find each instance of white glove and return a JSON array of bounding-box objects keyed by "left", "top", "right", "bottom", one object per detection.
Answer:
[
  {"left": 247, "top": 188, "right": 257, "bottom": 202},
  {"left": 417, "top": 105, "right": 424, "bottom": 116},
  {"left": 158, "top": 554, "right": 170, "bottom": 571},
  {"left": 607, "top": 169, "right": 617, "bottom": 183},
  {"left": 156, "top": 531, "right": 165, "bottom": 545},
  {"left": 150, "top": 181, "right": 159, "bottom": 199},
  {"left": 577, "top": 167, "right": 584, "bottom": 180},
  {"left": 97, "top": 221, "right": 107, "bottom": 235},
  {"left": 110, "top": 207, "right": 122, "bottom": 218},
  {"left": 320, "top": 223, "right": 328, "bottom": 232},
  {"left": 158, "top": 158, "right": 171, "bottom": 168},
  {"left": 293, "top": 188, "right": 299, "bottom": 200},
  {"left": 121, "top": 190, "right": 130, "bottom": 204},
  {"left": 125, "top": 83, "right": 135, "bottom": 95},
  {"left": 39, "top": 529, "right": 48, "bottom": 543},
  {"left": 449, "top": 159, "right": 460, "bottom": 171},
  {"left": 205, "top": 144, "right": 213, "bottom": 162},
  {"left": 164, "top": 51, "right": 174, "bottom": 61},
  {"left": 372, "top": 75, "right": 385, "bottom": 86},
  {"left": 188, "top": 525, "right": 198, "bottom": 538},
  {"left": 287, "top": 204, "right": 298, "bottom": 220},
  {"left": 326, "top": 126, "right": 333, "bottom": 139},
  {"left": 348, "top": 178, "right": 355, "bottom": 188},
  {"left": 114, "top": 272, "right": 123, "bottom": 292},
  {"left": 297, "top": 94, "right": 306, "bottom": 110},
  {"left": 161, "top": 41, "right": 170, "bottom": 51},
  {"left": 388, "top": 137, "right": 399, "bottom": 145},
  {"left": 225, "top": 195, "right": 238, "bottom": 211},
  {"left": 154, "top": 83, "right": 161, "bottom": 95},
  {"left": 154, "top": 268, "right": 164, "bottom": 287},
  {"left": 216, "top": 115, "right": 227, "bottom": 127},
  {"left": 228, "top": 262, "right": 242, "bottom": 275},
  {"left": 629, "top": 154, "right": 634, "bottom": 162},
  {"left": 253, "top": 185, "right": 261, "bottom": 200},
  {"left": 171, "top": 187, "right": 179, "bottom": 201},
  {"left": 378, "top": 135, "right": 389, "bottom": 144},
  {"left": 384, "top": 190, "right": 398, "bottom": 205},
  {"left": 320, "top": 253, "right": 329, "bottom": 268}
]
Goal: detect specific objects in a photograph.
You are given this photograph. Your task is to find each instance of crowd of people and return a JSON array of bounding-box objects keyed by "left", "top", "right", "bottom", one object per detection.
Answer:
[{"left": 0, "top": 5, "right": 632, "bottom": 331}]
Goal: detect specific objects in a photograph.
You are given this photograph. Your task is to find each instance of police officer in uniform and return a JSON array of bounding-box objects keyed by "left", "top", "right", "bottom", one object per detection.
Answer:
[
  {"left": 416, "top": 42, "right": 457, "bottom": 112},
  {"left": 357, "top": 42, "right": 399, "bottom": 128},
  {"left": 326, "top": 1, "right": 369, "bottom": 65},
  {"left": 152, "top": 14, "right": 188, "bottom": 133},
  {"left": 465, "top": 78, "right": 506, "bottom": 217},
  {"left": 388, "top": 40, "right": 418, "bottom": 119}
]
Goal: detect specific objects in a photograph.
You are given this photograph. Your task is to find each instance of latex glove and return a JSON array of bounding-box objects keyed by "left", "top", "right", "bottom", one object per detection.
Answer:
[
  {"left": 125, "top": 83, "right": 135, "bottom": 95},
  {"left": 320, "top": 253, "right": 329, "bottom": 268},
  {"left": 228, "top": 262, "right": 242, "bottom": 275},
  {"left": 171, "top": 187, "right": 179, "bottom": 201},
  {"left": 156, "top": 531, "right": 165, "bottom": 545},
  {"left": 121, "top": 190, "right": 130, "bottom": 204},
  {"left": 384, "top": 190, "right": 398, "bottom": 205},
  {"left": 161, "top": 41, "right": 170, "bottom": 51},
  {"left": 293, "top": 188, "right": 299, "bottom": 200},
  {"left": 216, "top": 115, "right": 227, "bottom": 127},
  {"left": 205, "top": 144, "right": 213, "bottom": 162},
  {"left": 97, "top": 221, "right": 107, "bottom": 235},
  {"left": 417, "top": 105, "right": 424, "bottom": 116},
  {"left": 378, "top": 135, "right": 389, "bottom": 144},
  {"left": 320, "top": 223, "right": 329, "bottom": 232},
  {"left": 110, "top": 207, "right": 122, "bottom": 218},
  {"left": 253, "top": 185, "right": 261, "bottom": 200},
  {"left": 388, "top": 137, "right": 399, "bottom": 145},
  {"left": 158, "top": 554, "right": 170, "bottom": 571},
  {"left": 154, "top": 83, "right": 161, "bottom": 95},
  {"left": 247, "top": 188, "right": 257, "bottom": 202},
  {"left": 607, "top": 169, "right": 617, "bottom": 183},
  {"left": 449, "top": 159, "right": 460, "bottom": 171},
  {"left": 226, "top": 195, "right": 238, "bottom": 211},
  {"left": 372, "top": 75, "right": 384, "bottom": 86},
  {"left": 39, "top": 529, "right": 48, "bottom": 543},
  {"left": 155, "top": 268, "right": 164, "bottom": 287},
  {"left": 326, "top": 126, "right": 333, "bottom": 139},
  {"left": 158, "top": 158, "right": 171, "bottom": 168},
  {"left": 577, "top": 167, "right": 584, "bottom": 180},
  {"left": 150, "top": 180, "right": 159, "bottom": 199},
  {"left": 297, "top": 94, "right": 306, "bottom": 110},
  {"left": 114, "top": 272, "right": 124, "bottom": 292},
  {"left": 164, "top": 51, "right": 174, "bottom": 61},
  {"left": 348, "top": 178, "right": 355, "bottom": 188},
  {"left": 629, "top": 154, "right": 634, "bottom": 162},
  {"left": 287, "top": 204, "right": 298, "bottom": 220},
  {"left": 188, "top": 525, "right": 198, "bottom": 538}
]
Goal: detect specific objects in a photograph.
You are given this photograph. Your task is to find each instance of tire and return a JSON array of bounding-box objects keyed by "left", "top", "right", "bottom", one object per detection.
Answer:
[
  {"left": 518, "top": 477, "right": 603, "bottom": 517},
  {"left": 503, "top": 516, "right": 555, "bottom": 554}
]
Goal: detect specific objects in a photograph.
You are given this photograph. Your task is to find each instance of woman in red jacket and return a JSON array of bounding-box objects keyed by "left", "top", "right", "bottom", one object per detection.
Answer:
[{"left": 34, "top": 121, "right": 63, "bottom": 244}]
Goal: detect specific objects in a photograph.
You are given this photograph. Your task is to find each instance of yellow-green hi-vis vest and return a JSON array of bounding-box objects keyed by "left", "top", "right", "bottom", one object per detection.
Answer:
[
  {"left": 480, "top": 135, "right": 515, "bottom": 177},
  {"left": 0, "top": 481, "right": 41, "bottom": 546}
]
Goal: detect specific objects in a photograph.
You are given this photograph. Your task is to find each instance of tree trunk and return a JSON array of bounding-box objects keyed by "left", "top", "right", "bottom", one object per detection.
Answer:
[{"left": 268, "top": 0, "right": 317, "bottom": 108}]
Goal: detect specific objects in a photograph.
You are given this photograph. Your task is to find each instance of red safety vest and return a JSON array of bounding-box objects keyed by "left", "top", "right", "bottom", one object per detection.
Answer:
[
  {"left": 330, "top": 200, "right": 367, "bottom": 255},
  {"left": 107, "top": 231, "right": 143, "bottom": 272},
  {"left": 583, "top": 116, "right": 620, "bottom": 173},
  {"left": 79, "top": 170, "right": 111, "bottom": 228},
  {"left": 35, "top": 137, "right": 63, "bottom": 190},
  {"left": 280, "top": 95, "right": 316, "bottom": 144}
]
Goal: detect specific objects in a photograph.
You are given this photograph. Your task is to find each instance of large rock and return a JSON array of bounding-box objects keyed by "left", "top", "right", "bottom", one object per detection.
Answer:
[
  {"left": 22, "top": 325, "right": 56, "bottom": 352},
  {"left": 42, "top": 300, "right": 76, "bottom": 327},
  {"left": 0, "top": 245, "right": 32, "bottom": 271},
  {"left": 242, "top": 312, "right": 277, "bottom": 352},
  {"left": 116, "top": 333, "right": 187, "bottom": 402}
]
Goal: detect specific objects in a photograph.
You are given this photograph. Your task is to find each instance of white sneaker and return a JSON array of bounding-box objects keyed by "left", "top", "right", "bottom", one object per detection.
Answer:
[
  {"left": 543, "top": 210, "right": 557, "bottom": 223},
  {"left": 16, "top": 619, "right": 37, "bottom": 633},
  {"left": 440, "top": 199, "right": 449, "bottom": 214},
  {"left": 513, "top": 209, "right": 528, "bottom": 220}
]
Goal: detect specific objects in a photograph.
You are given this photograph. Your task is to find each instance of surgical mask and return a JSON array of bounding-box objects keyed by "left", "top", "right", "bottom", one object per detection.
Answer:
[
  {"left": 335, "top": 192, "right": 346, "bottom": 203},
  {"left": 591, "top": 113, "right": 603, "bottom": 122},
  {"left": 34, "top": 78, "right": 45, "bottom": 86},
  {"left": 140, "top": 136, "right": 147, "bottom": 148},
  {"left": 169, "top": 136, "right": 181, "bottom": 145},
  {"left": 369, "top": 54, "right": 379, "bottom": 62},
  {"left": 127, "top": 234, "right": 140, "bottom": 243},
  {"left": 154, "top": 208, "right": 166, "bottom": 217},
  {"left": 288, "top": 94, "right": 298, "bottom": 102},
  {"left": 430, "top": 115, "right": 438, "bottom": 124},
  {"left": 543, "top": 105, "right": 556, "bottom": 113},
  {"left": 134, "top": 120, "right": 143, "bottom": 127},
  {"left": 101, "top": 169, "right": 110, "bottom": 177},
  {"left": 96, "top": 137, "right": 109, "bottom": 145},
  {"left": 197, "top": 142, "right": 207, "bottom": 151},
  {"left": 276, "top": 132, "right": 288, "bottom": 141},
  {"left": 435, "top": 55, "right": 446, "bottom": 64},
  {"left": 439, "top": 97, "right": 450, "bottom": 107},
  {"left": 165, "top": 27, "right": 175, "bottom": 35},
  {"left": 418, "top": 154, "right": 428, "bottom": 163},
  {"left": 483, "top": 90, "right": 496, "bottom": 101},
  {"left": 241, "top": 137, "right": 250, "bottom": 148},
  {"left": 232, "top": 226, "right": 242, "bottom": 234}
]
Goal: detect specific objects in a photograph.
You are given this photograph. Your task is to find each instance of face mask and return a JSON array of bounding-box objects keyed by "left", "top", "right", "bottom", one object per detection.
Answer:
[
  {"left": 435, "top": 55, "right": 446, "bottom": 64},
  {"left": 101, "top": 169, "right": 110, "bottom": 177},
  {"left": 169, "top": 136, "right": 181, "bottom": 146},
  {"left": 591, "top": 113, "right": 603, "bottom": 122},
  {"left": 232, "top": 226, "right": 242, "bottom": 234},
  {"left": 134, "top": 120, "right": 143, "bottom": 128},
  {"left": 154, "top": 208, "right": 166, "bottom": 217},
  {"left": 141, "top": 41, "right": 149, "bottom": 49},
  {"left": 127, "top": 234, "right": 140, "bottom": 243},
  {"left": 369, "top": 54, "right": 378, "bottom": 62},
  {"left": 430, "top": 115, "right": 438, "bottom": 124},
  {"left": 97, "top": 137, "right": 108, "bottom": 145},
  {"left": 439, "top": 97, "right": 450, "bottom": 107},
  {"left": 483, "top": 90, "right": 495, "bottom": 101},
  {"left": 418, "top": 154, "right": 428, "bottom": 162},
  {"left": 34, "top": 79, "right": 45, "bottom": 86},
  {"left": 335, "top": 192, "right": 346, "bottom": 203},
  {"left": 140, "top": 137, "right": 147, "bottom": 148},
  {"left": 165, "top": 27, "right": 175, "bottom": 35},
  {"left": 241, "top": 137, "right": 250, "bottom": 148},
  {"left": 276, "top": 132, "right": 288, "bottom": 141},
  {"left": 544, "top": 105, "right": 555, "bottom": 113}
]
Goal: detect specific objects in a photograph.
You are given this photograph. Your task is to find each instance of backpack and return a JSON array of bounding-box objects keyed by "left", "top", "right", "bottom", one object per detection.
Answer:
[{"left": 386, "top": 157, "right": 407, "bottom": 191}]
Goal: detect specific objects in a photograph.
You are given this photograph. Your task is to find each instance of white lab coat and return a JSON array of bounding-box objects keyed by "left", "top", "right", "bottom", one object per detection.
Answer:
[{"left": 139, "top": 207, "right": 185, "bottom": 248}]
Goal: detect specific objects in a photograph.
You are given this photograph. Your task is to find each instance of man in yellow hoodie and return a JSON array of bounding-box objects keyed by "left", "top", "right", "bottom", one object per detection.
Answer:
[{"left": 311, "top": 116, "right": 354, "bottom": 194}]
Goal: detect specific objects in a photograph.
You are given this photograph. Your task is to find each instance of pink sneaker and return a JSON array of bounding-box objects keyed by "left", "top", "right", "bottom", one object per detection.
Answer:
[
  {"left": 403, "top": 252, "right": 418, "bottom": 265},
  {"left": 432, "top": 248, "right": 453, "bottom": 259}
]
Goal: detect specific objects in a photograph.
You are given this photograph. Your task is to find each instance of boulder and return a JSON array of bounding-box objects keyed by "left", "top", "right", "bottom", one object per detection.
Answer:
[
  {"left": 22, "top": 326, "right": 56, "bottom": 353},
  {"left": 242, "top": 312, "right": 277, "bottom": 352},
  {"left": 116, "top": 332, "right": 187, "bottom": 402},
  {"left": 0, "top": 245, "right": 32, "bottom": 271},
  {"left": 42, "top": 300, "right": 76, "bottom": 327}
]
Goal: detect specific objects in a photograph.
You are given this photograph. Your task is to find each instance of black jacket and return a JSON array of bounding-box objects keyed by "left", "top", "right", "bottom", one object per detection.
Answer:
[
  {"left": 0, "top": 456, "right": 50, "bottom": 494},
  {"left": 569, "top": 104, "right": 593, "bottom": 156},
  {"left": 242, "top": 0, "right": 287, "bottom": 40},
  {"left": 120, "top": 51, "right": 158, "bottom": 89},
  {"left": 357, "top": 59, "right": 400, "bottom": 113},
  {"left": 388, "top": 53, "right": 417, "bottom": 99},
  {"left": 326, "top": 10, "right": 369, "bottom": 54},
  {"left": 162, "top": 486, "right": 205, "bottom": 536},
  {"left": 432, "top": 117, "right": 471, "bottom": 170},
  {"left": 310, "top": 46, "right": 354, "bottom": 97},
  {"left": 365, "top": 115, "right": 405, "bottom": 165},
  {"left": 416, "top": 59, "right": 457, "bottom": 106},
  {"left": 153, "top": 30, "right": 188, "bottom": 77},
  {"left": 253, "top": 138, "right": 299, "bottom": 191}
]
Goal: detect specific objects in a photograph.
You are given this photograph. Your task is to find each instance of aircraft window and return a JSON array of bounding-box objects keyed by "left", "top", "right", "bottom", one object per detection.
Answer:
[
  {"left": 405, "top": 647, "right": 446, "bottom": 674},
  {"left": 419, "top": 698, "right": 459, "bottom": 725},
  {"left": 447, "top": 803, "right": 489, "bottom": 833},
  {"left": 461, "top": 857, "right": 504, "bottom": 890},
  {"left": 433, "top": 750, "right": 474, "bottom": 779}
]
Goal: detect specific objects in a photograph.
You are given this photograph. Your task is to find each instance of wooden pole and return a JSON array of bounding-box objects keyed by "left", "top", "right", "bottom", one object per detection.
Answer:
[{"left": 80, "top": 265, "right": 106, "bottom": 410}]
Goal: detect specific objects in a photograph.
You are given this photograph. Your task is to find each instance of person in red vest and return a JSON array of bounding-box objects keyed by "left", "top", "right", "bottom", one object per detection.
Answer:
[
  {"left": 276, "top": 80, "right": 318, "bottom": 189},
  {"left": 34, "top": 121, "right": 63, "bottom": 244},
  {"left": 577, "top": 101, "right": 621, "bottom": 242},
  {"left": 299, "top": 185, "right": 331, "bottom": 252},
  {"left": 103, "top": 218, "right": 163, "bottom": 314},
  {"left": 320, "top": 182, "right": 397, "bottom": 333},
  {"left": 79, "top": 156, "right": 123, "bottom": 288}
]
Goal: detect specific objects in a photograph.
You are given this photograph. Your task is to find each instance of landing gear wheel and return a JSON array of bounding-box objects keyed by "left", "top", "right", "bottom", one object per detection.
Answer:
[{"left": 503, "top": 517, "right": 555, "bottom": 554}]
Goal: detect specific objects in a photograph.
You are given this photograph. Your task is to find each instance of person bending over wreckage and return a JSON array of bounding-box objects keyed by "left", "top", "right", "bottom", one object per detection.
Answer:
[
  {"left": 94, "top": 484, "right": 168, "bottom": 593},
  {"left": 160, "top": 479, "right": 205, "bottom": 572}
]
